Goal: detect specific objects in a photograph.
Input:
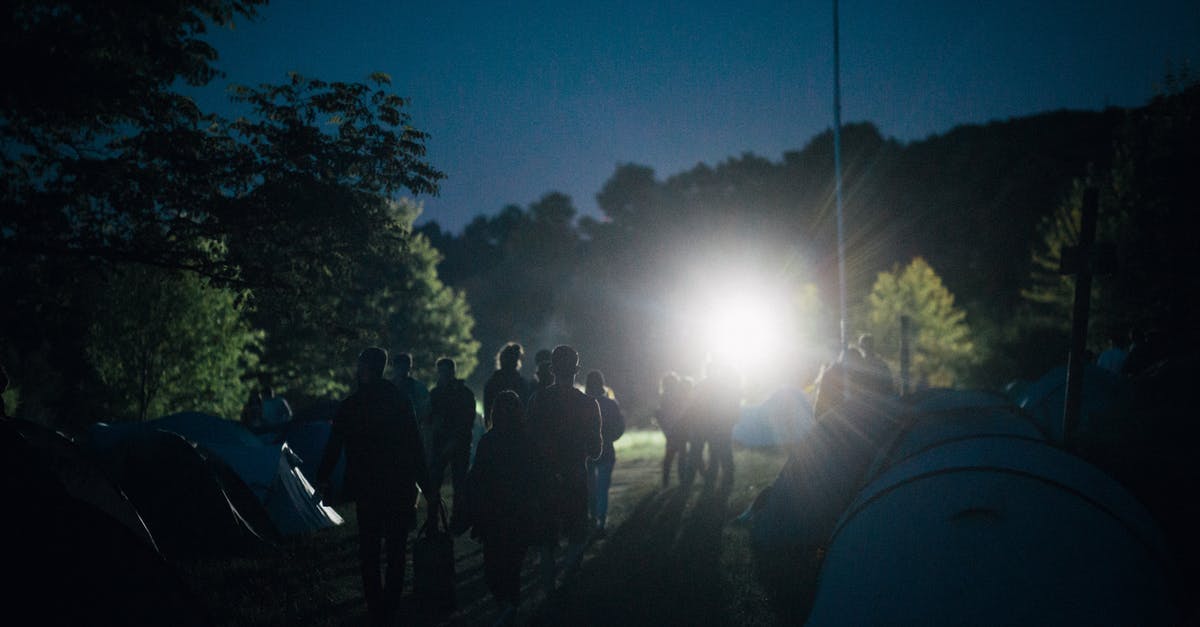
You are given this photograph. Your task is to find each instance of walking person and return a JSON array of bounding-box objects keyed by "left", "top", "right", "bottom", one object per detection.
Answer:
[
  {"left": 584, "top": 370, "right": 625, "bottom": 536},
  {"left": 315, "top": 347, "right": 441, "bottom": 626},
  {"left": 687, "top": 360, "right": 740, "bottom": 488},
  {"left": 429, "top": 357, "right": 477, "bottom": 529},
  {"left": 460, "top": 390, "right": 541, "bottom": 626},
  {"left": 655, "top": 371, "right": 690, "bottom": 487},
  {"left": 527, "top": 345, "right": 602, "bottom": 595},
  {"left": 393, "top": 352, "right": 434, "bottom": 465},
  {"left": 483, "top": 342, "right": 529, "bottom": 428}
]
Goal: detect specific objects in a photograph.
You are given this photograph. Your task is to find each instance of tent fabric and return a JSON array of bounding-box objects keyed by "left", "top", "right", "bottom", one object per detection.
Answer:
[
  {"left": 90, "top": 413, "right": 342, "bottom": 538},
  {"left": 2, "top": 421, "right": 207, "bottom": 625},
  {"left": 732, "top": 386, "right": 815, "bottom": 448},
  {"left": 1016, "top": 363, "right": 1135, "bottom": 443},
  {"left": 86, "top": 426, "right": 266, "bottom": 559},
  {"left": 748, "top": 394, "right": 906, "bottom": 551},
  {"left": 864, "top": 388, "right": 1046, "bottom": 478},
  {"left": 808, "top": 436, "right": 1175, "bottom": 625},
  {"left": 281, "top": 419, "right": 347, "bottom": 504},
  {"left": 7, "top": 417, "right": 158, "bottom": 551}
]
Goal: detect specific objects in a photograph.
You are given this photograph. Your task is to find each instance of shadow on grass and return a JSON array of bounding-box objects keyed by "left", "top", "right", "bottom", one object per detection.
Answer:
[{"left": 530, "top": 481, "right": 734, "bottom": 627}]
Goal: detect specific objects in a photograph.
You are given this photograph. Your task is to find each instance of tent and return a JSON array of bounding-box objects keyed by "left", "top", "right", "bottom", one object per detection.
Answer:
[
  {"left": 7, "top": 417, "right": 158, "bottom": 551},
  {"left": 2, "top": 419, "right": 208, "bottom": 625},
  {"left": 281, "top": 418, "right": 347, "bottom": 505},
  {"left": 86, "top": 425, "right": 269, "bottom": 559},
  {"left": 90, "top": 412, "right": 342, "bottom": 540},
  {"left": 1016, "top": 363, "right": 1135, "bottom": 443},
  {"left": 732, "top": 386, "right": 815, "bottom": 448},
  {"left": 804, "top": 389, "right": 1176, "bottom": 625}
]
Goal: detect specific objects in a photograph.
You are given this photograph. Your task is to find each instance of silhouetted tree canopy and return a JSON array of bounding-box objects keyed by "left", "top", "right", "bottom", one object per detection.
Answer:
[{"left": 1, "top": 0, "right": 472, "bottom": 426}]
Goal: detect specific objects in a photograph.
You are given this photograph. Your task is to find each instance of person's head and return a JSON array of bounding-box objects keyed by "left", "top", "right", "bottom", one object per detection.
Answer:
[
  {"left": 585, "top": 370, "right": 606, "bottom": 397},
  {"left": 247, "top": 390, "right": 262, "bottom": 404},
  {"left": 497, "top": 342, "right": 523, "bottom": 371},
  {"left": 550, "top": 345, "right": 580, "bottom": 383},
  {"left": 489, "top": 389, "right": 524, "bottom": 432},
  {"left": 262, "top": 384, "right": 275, "bottom": 398},
  {"left": 534, "top": 349, "right": 553, "bottom": 385},
  {"left": 356, "top": 347, "right": 388, "bottom": 384},
  {"left": 393, "top": 352, "right": 413, "bottom": 377},
  {"left": 857, "top": 333, "right": 876, "bottom": 356},
  {"left": 436, "top": 357, "right": 456, "bottom": 383}
]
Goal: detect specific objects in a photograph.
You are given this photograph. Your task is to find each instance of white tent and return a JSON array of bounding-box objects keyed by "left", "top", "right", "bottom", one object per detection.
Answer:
[{"left": 806, "top": 389, "right": 1175, "bottom": 625}]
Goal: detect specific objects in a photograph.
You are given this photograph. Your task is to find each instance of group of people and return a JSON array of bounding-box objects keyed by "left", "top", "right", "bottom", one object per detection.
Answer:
[
  {"left": 653, "top": 362, "right": 742, "bottom": 489},
  {"left": 314, "top": 342, "right": 625, "bottom": 626}
]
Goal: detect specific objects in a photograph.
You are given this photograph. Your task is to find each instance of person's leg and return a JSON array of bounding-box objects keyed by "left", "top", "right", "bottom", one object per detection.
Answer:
[
  {"left": 717, "top": 435, "right": 735, "bottom": 486},
  {"left": 585, "top": 460, "right": 598, "bottom": 522},
  {"left": 449, "top": 440, "right": 471, "bottom": 524},
  {"left": 381, "top": 509, "right": 411, "bottom": 616},
  {"left": 356, "top": 501, "right": 385, "bottom": 621},
  {"left": 594, "top": 460, "right": 615, "bottom": 530},
  {"left": 662, "top": 436, "right": 678, "bottom": 486},
  {"left": 561, "top": 515, "right": 588, "bottom": 578}
]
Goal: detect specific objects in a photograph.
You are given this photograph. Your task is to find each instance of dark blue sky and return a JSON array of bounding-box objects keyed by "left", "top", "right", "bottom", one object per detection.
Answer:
[{"left": 194, "top": 1, "right": 1199, "bottom": 232}]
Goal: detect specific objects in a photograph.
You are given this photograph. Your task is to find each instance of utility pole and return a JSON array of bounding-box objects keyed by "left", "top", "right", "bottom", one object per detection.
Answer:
[
  {"left": 1062, "top": 186, "right": 1099, "bottom": 442},
  {"left": 833, "top": 0, "right": 847, "bottom": 353}
]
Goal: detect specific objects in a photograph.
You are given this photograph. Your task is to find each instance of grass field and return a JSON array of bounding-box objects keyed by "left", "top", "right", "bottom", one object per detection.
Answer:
[{"left": 174, "top": 430, "right": 792, "bottom": 626}]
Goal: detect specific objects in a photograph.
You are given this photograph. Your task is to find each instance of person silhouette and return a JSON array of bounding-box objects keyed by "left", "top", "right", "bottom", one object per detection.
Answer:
[
  {"left": 527, "top": 345, "right": 602, "bottom": 594},
  {"left": 392, "top": 352, "right": 434, "bottom": 460},
  {"left": 460, "top": 390, "right": 540, "bottom": 625},
  {"left": 687, "top": 360, "right": 740, "bottom": 488},
  {"left": 584, "top": 370, "right": 625, "bottom": 535},
  {"left": 429, "top": 357, "right": 478, "bottom": 528},
  {"left": 483, "top": 343, "right": 529, "bottom": 428},
  {"left": 655, "top": 372, "right": 691, "bottom": 487},
  {"left": 315, "top": 347, "right": 440, "bottom": 625}
]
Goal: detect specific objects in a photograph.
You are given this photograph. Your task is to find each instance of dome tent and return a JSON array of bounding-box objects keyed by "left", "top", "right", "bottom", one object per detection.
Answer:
[
  {"left": 90, "top": 412, "right": 342, "bottom": 538},
  {"left": 1, "top": 420, "right": 208, "bottom": 625},
  {"left": 87, "top": 425, "right": 268, "bottom": 559},
  {"left": 732, "top": 386, "right": 815, "bottom": 448},
  {"left": 805, "top": 388, "right": 1176, "bottom": 625},
  {"left": 1016, "top": 363, "right": 1134, "bottom": 443}
]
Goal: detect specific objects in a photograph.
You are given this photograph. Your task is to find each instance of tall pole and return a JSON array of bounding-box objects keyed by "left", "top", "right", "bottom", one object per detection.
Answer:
[
  {"left": 833, "top": 0, "right": 847, "bottom": 352},
  {"left": 1062, "top": 186, "right": 1099, "bottom": 442}
]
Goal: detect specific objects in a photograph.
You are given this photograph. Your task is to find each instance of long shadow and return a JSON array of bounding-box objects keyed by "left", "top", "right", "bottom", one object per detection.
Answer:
[{"left": 531, "top": 482, "right": 733, "bottom": 626}]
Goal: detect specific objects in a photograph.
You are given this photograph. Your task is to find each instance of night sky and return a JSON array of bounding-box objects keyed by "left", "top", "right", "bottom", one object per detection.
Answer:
[{"left": 191, "top": 1, "right": 1200, "bottom": 232}]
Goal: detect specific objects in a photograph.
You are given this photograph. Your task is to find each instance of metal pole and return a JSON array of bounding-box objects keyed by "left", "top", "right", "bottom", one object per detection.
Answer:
[
  {"left": 833, "top": 0, "right": 847, "bottom": 352},
  {"left": 899, "top": 314, "right": 912, "bottom": 396},
  {"left": 1062, "top": 187, "right": 1099, "bottom": 442}
]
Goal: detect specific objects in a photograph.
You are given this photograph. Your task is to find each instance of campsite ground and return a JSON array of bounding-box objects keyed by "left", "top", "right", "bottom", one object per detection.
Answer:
[{"left": 175, "top": 431, "right": 795, "bottom": 626}]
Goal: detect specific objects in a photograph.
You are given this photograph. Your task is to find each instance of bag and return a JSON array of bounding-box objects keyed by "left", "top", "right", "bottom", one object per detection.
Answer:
[{"left": 412, "top": 506, "right": 456, "bottom": 613}]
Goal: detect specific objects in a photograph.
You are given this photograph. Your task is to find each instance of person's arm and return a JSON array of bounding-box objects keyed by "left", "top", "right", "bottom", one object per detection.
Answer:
[
  {"left": 585, "top": 396, "right": 603, "bottom": 461},
  {"left": 610, "top": 401, "right": 626, "bottom": 443}
]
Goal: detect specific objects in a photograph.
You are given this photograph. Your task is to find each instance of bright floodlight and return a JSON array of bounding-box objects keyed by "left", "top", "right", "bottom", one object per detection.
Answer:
[{"left": 693, "top": 283, "right": 793, "bottom": 380}]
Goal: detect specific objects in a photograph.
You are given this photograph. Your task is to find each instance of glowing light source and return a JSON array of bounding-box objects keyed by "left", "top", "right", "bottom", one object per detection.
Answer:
[{"left": 686, "top": 280, "right": 796, "bottom": 383}]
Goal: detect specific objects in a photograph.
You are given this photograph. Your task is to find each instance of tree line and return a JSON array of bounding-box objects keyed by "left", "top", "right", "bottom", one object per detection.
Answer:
[
  {"left": 3, "top": 0, "right": 1194, "bottom": 429},
  {"left": 422, "top": 78, "right": 1197, "bottom": 419}
]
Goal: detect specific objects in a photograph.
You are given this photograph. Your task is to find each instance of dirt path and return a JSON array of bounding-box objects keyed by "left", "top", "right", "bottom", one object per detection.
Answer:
[
  {"left": 428, "top": 450, "right": 787, "bottom": 627},
  {"left": 177, "top": 442, "right": 789, "bottom": 626}
]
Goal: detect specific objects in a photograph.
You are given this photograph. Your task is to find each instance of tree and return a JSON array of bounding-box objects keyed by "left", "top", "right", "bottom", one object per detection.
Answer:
[
  {"left": 865, "top": 257, "right": 975, "bottom": 390},
  {"left": 3, "top": 1, "right": 464, "bottom": 417},
  {"left": 87, "top": 265, "right": 261, "bottom": 421},
  {"left": 1021, "top": 79, "right": 1200, "bottom": 357}
]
